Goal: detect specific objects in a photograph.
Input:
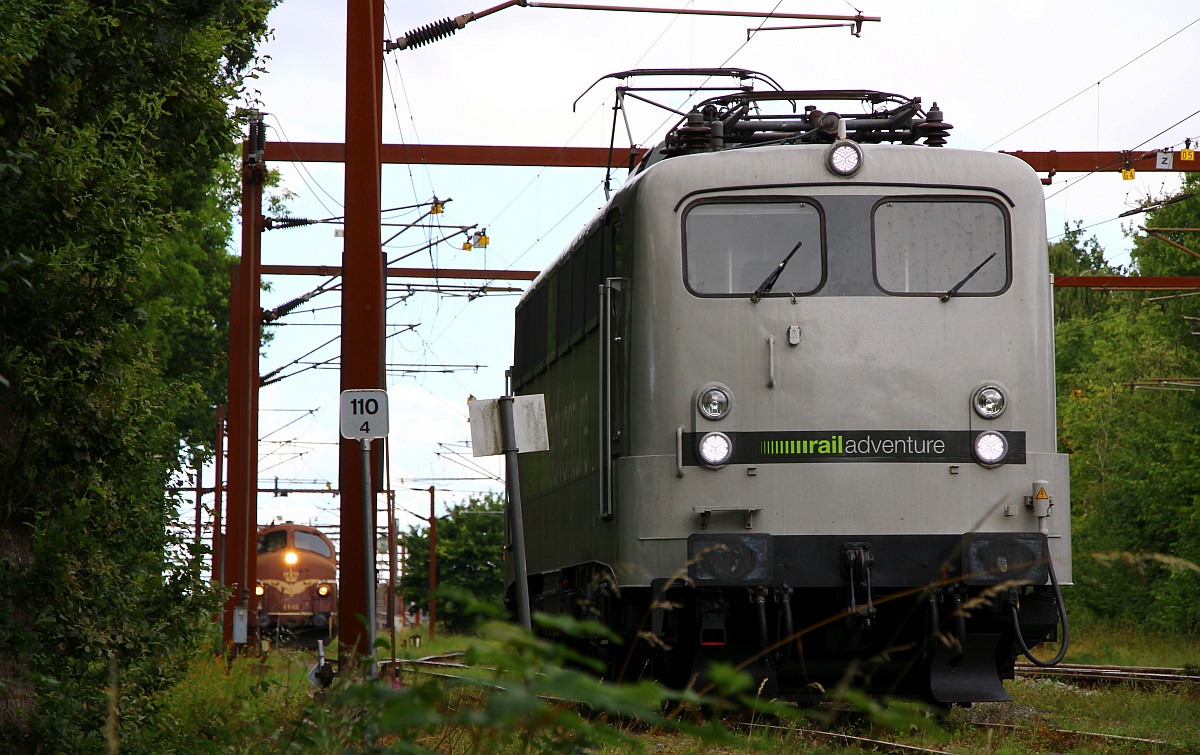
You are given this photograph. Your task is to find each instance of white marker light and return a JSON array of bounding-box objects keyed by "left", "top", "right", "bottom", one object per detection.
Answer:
[
  {"left": 827, "top": 141, "right": 863, "bottom": 177},
  {"left": 973, "top": 430, "right": 1009, "bottom": 466},
  {"left": 698, "top": 432, "right": 734, "bottom": 468}
]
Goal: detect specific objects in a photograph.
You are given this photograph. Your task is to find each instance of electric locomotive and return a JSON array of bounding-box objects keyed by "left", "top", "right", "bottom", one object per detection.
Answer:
[
  {"left": 255, "top": 521, "right": 337, "bottom": 633},
  {"left": 510, "top": 72, "right": 1070, "bottom": 703}
]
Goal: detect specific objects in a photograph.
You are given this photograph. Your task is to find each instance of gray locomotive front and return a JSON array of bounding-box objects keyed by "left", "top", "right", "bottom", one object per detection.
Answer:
[{"left": 514, "top": 125, "right": 1069, "bottom": 702}]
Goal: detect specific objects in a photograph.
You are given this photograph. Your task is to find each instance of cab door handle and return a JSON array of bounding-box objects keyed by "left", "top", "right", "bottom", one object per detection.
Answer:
[{"left": 767, "top": 335, "right": 777, "bottom": 389}]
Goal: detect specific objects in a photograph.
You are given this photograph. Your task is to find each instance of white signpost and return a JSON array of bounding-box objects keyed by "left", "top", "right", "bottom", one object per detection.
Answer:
[
  {"left": 340, "top": 389, "right": 389, "bottom": 675},
  {"left": 341, "top": 388, "right": 389, "bottom": 440},
  {"left": 469, "top": 393, "right": 547, "bottom": 630},
  {"left": 468, "top": 395, "right": 548, "bottom": 457}
]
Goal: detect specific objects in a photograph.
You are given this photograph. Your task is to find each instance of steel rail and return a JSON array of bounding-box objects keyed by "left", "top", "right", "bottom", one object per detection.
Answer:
[
  {"left": 734, "top": 721, "right": 952, "bottom": 754},
  {"left": 1016, "top": 661, "right": 1200, "bottom": 685},
  {"left": 970, "top": 721, "right": 1168, "bottom": 747}
]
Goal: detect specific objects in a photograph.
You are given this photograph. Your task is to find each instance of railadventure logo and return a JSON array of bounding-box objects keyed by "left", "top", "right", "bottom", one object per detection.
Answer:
[{"left": 683, "top": 430, "right": 1025, "bottom": 465}]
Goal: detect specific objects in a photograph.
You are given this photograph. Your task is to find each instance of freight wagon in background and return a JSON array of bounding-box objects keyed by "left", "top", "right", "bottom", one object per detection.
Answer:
[
  {"left": 256, "top": 521, "right": 337, "bottom": 635},
  {"left": 510, "top": 70, "right": 1071, "bottom": 704}
]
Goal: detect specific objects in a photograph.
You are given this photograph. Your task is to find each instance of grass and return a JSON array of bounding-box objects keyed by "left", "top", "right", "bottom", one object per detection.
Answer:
[
  {"left": 1061, "top": 610, "right": 1200, "bottom": 668},
  {"left": 146, "top": 617, "right": 1200, "bottom": 754},
  {"left": 144, "top": 648, "right": 316, "bottom": 751}
]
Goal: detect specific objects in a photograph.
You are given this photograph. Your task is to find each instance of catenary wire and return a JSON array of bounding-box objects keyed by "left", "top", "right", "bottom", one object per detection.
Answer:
[
  {"left": 266, "top": 113, "right": 344, "bottom": 215},
  {"left": 1044, "top": 111, "right": 1200, "bottom": 202},
  {"left": 984, "top": 15, "right": 1200, "bottom": 151}
]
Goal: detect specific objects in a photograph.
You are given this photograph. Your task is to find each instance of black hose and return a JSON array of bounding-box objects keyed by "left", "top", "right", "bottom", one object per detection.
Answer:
[
  {"left": 927, "top": 593, "right": 940, "bottom": 650},
  {"left": 781, "top": 590, "right": 794, "bottom": 661},
  {"left": 1010, "top": 554, "right": 1070, "bottom": 667},
  {"left": 952, "top": 593, "right": 966, "bottom": 664},
  {"left": 755, "top": 592, "right": 769, "bottom": 656}
]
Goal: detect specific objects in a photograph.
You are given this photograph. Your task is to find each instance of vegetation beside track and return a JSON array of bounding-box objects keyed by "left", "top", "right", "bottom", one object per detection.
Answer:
[
  {"left": 129, "top": 614, "right": 1200, "bottom": 754},
  {"left": 1, "top": 0, "right": 278, "bottom": 751}
]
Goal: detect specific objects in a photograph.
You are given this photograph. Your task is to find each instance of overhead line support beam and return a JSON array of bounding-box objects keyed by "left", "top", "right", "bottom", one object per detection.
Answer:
[
  {"left": 1053, "top": 275, "right": 1200, "bottom": 290},
  {"left": 264, "top": 141, "right": 645, "bottom": 168},
  {"left": 261, "top": 265, "right": 538, "bottom": 280},
  {"left": 266, "top": 143, "right": 1199, "bottom": 177}
]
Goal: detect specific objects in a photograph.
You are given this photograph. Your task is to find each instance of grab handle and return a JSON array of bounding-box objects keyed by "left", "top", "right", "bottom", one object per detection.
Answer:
[
  {"left": 676, "top": 425, "right": 686, "bottom": 478},
  {"left": 767, "top": 335, "right": 777, "bottom": 389}
]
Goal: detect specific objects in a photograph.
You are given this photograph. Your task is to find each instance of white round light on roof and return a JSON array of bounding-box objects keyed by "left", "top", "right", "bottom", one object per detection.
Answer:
[
  {"left": 827, "top": 140, "right": 863, "bottom": 177},
  {"left": 698, "top": 432, "right": 733, "bottom": 468},
  {"left": 973, "top": 431, "right": 1009, "bottom": 467}
]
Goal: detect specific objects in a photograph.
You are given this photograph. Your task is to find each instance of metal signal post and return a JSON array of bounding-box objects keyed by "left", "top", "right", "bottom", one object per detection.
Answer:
[
  {"left": 338, "top": 0, "right": 387, "bottom": 667},
  {"left": 341, "top": 388, "right": 390, "bottom": 676}
]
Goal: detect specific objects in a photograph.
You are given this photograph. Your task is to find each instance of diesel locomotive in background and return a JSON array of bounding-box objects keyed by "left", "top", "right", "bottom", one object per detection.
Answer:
[
  {"left": 255, "top": 521, "right": 337, "bottom": 634},
  {"left": 509, "top": 71, "right": 1070, "bottom": 703}
]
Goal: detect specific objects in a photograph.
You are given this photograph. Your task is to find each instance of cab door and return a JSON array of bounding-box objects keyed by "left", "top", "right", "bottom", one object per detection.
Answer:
[{"left": 599, "top": 213, "right": 628, "bottom": 520}]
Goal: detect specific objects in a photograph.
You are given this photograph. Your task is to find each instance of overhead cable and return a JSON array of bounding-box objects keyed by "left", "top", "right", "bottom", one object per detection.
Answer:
[{"left": 984, "top": 16, "right": 1200, "bottom": 150}]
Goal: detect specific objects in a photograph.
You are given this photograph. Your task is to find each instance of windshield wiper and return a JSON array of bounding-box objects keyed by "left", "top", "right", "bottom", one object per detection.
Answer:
[
  {"left": 750, "top": 240, "right": 804, "bottom": 303},
  {"left": 940, "top": 251, "right": 996, "bottom": 302}
]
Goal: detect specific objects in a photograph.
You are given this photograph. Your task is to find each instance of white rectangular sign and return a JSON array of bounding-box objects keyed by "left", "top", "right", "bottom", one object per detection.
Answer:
[
  {"left": 340, "top": 389, "right": 390, "bottom": 439},
  {"left": 469, "top": 395, "right": 549, "bottom": 457}
]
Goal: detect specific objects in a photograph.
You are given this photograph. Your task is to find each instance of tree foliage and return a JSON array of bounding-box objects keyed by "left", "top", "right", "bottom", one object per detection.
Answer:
[
  {"left": 0, "top": 0, "right": 274, "bottom": 750},
  {"left": 399, "top": 493, "right": 507, "bottom": 633},
  {"left": 1051, "top": 180, "right": 1200, "bottom": 632}
]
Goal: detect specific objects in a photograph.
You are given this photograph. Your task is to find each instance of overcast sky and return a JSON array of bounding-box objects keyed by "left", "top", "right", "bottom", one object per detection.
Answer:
[{"left": 205, "top": 1, "right": 1200, "bottom": 541}]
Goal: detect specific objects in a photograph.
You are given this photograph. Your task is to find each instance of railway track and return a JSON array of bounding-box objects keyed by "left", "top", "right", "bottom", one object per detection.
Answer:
[
  {"left": 1016, "top": 661, "right": 1200, "bottom": 687},
  {"left": 391, "top": 654, "right": 1200, "bottom": 688},
  {"left": 737, "top": 718, "right": 1170, "bottom": 754},
  {"left": 378, "top": 655, "right": 1191, "bottom": 751}
]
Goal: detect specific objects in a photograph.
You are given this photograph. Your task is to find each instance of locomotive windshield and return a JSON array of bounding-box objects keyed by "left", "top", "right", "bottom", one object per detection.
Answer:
[
  {"left": 294, "top": 530, "right": 332, "bottom": 558},
  {"left": 873, "top": 198, "right": 1009, "bottom": 296},
  {"left": 257, "top": 529, "right": 287, "bottom": 554},
  {"left": 683, "top": 200, "right": 823, "bottom": 296}
]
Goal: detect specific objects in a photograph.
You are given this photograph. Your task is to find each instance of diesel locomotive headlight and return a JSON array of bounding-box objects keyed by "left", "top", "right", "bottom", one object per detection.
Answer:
[
  {"left": 826, "top": 140, "right": 863, "bottom": 177},
  {"left": 697, "top": 431, "right": 733, "bottom": 468},
  {"left": 317, "top": 584, "right": 331, "bottom": 596},
  {"left": 973, "top": 384, "right": 1007, "bottom": 419},
  {"left": 973, "top": 430, "right": 1009, "bottom": 467},
  {"left": 284, "top": 551, "right": 298, "bottom": 565},
  {"left": 255, "top": 583, "right": 265, "bottom": 596},
  {"left": 697, "top": 386, "right": 732, "bottom": 420}
]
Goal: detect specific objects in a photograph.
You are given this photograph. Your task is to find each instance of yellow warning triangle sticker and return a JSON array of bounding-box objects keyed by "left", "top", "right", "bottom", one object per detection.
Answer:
[{"left": 1036, "top": 487, "right": 1049, "bottom": 499}]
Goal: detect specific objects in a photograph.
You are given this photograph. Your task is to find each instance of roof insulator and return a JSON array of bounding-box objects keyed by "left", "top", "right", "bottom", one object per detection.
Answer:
[{"left": 918, "top": 103, "right": 953, "bottom": 147}]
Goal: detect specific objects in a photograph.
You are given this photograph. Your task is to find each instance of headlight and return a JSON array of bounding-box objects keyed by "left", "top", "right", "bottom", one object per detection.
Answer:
[
  {"left": 284, "top": 551, "right": 298, "bottom": 565},
  {"left": 826, "top": 140, "right": 863, "bottom": 177},
  {"left": 973, "top": 384, "right": 1007, "bottom": 419},
  {"left": 255, "top": 584, "right": 265, "bottom": 596},
  {"left": 317, "top": 584, "right": 331, "bottom": 596},
  {"left": 697, "top": 386, "right": 732, "bottom": 420},
  {"left": 973, "top": 430, "right": 1009, "bottom": 467},
  {"left": 697, "top": 432, "right": 733, "bottom": 468}
]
